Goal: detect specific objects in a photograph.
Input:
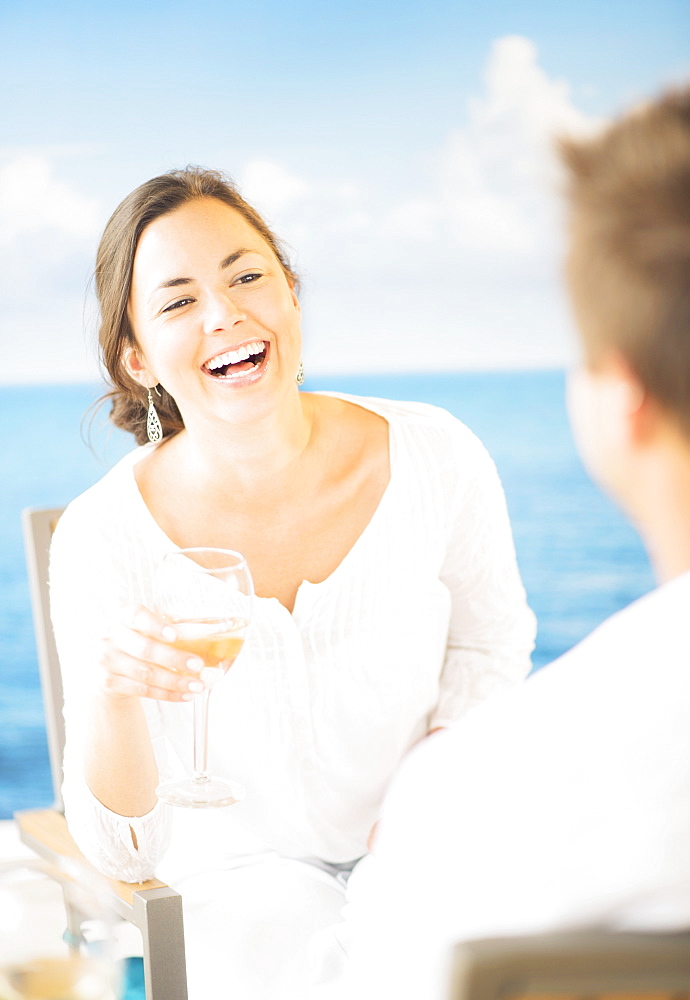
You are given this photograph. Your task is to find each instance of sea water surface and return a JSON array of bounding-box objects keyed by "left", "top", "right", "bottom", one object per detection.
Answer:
[{"left": 0, "top": 371, "right": 654, "bottom": 819}]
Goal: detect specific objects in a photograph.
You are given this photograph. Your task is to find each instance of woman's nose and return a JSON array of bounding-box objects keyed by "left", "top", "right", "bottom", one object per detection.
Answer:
[{"left": 202, "top": 290, "right": 247, "bottom": 335}]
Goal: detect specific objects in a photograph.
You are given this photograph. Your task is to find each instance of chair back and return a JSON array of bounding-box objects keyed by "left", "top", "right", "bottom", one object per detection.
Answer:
[
  {"left": 19, "top": 507, "right": 190, "bottom": 1000},
  {"left": 449, "top": 929, "right": 690, "bottom": 1000},
  {"left": 22, "top": 506, "right": 66, "bottom": 811}
]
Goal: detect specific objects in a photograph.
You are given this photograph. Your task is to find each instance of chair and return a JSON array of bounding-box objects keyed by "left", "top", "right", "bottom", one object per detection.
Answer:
[
  {"left": 449, "top": 928, "right": 690, "bottom": 1000},
  {"left": 17, "top": 506, "right": 188, "bottom": 1000}
]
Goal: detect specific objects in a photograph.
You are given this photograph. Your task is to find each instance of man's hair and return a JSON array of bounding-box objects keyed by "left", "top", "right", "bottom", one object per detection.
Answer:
[{"left": 561, "top": 86, "right": 690, "bottom": 434}]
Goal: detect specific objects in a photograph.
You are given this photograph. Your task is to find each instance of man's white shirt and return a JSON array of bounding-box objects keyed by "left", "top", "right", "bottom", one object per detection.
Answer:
[{"left": 313, "top": 572, "right": 690, "bottom": 1000}]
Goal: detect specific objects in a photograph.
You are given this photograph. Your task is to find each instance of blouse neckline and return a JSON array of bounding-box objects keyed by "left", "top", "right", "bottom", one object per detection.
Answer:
[{"left": 124, "top": 392, "right": 400, "bottom": 616}]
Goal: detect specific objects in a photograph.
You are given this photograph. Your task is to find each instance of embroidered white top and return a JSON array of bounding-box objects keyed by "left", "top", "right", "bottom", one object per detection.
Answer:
[{"left": 50, "top": 394, "right": 536, "bottom": 884}]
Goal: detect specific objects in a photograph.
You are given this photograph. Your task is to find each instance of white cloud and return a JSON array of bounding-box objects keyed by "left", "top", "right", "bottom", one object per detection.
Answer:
[
  {"left": 335, "top": 182, "right": 362, "bottom": 200},
  {"left": 0, "top": 153, "right": 103, "bottom": 383},
  {"left": 387, "top": 197, "right": 441, "bottom": 240},
  {"left": 0, "top": 155, "right": 101, "bottom": 244},
  {"left": 0, "top": 37, "right": 605, "bottom": 382},
  {"left": 239, "top": 159, "right": 310, "bottom": 217},
  {"left": 479, "top": 35, "right": 595, "bottom": 149},
  {"left": 253, "top": 35, "right": 602, "bottom": 374},
  {"left": 0, "top": 288, "right": 101, "bottom": 384},
  {"left": 391, "top": 36, "right": 603, "bottom": 255}
]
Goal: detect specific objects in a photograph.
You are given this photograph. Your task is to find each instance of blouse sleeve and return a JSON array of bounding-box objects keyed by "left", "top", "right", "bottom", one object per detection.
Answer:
[
  {"left": 49, "top": 500, "right": 173, "bottom": 883},
  {"left": 430, "top": 423, "right": 536, "bottom": 729}
]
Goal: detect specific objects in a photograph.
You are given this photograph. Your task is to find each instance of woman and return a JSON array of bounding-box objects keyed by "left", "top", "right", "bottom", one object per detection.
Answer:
[{"left": 50, "top": 167, "right": 536, "bottom": 998}]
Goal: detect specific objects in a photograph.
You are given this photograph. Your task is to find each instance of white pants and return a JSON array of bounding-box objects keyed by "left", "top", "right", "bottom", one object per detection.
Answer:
[{"left": 176, "top": 854, "right": 351, "bottom": 1000}]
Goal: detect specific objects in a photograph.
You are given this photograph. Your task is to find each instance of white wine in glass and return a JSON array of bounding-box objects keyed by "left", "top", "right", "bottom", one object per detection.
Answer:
[
  {"left": 154, "top": 547, "right": 254, "bottom": 808},
  {"left": 0, "top": 859, "right": 120, "bottom": 1000}
]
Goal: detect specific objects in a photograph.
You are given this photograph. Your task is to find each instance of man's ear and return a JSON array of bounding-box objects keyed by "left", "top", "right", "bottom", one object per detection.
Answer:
[{"left": 604, "top": 355, "right": 651, "bottom": 446}]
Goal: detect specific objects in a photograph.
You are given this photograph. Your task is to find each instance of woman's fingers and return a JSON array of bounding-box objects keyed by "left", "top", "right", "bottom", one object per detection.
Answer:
[
  {"left": 119, "top": 603, "right": 178, "bottom": 648},
  {"left": 100, "top": 645, "right": 205, "bottom": 700},
  {"left": 110, "top": 611, "right": 199, "bottom": 674},
  {"left": 100, "top": 604, "right": 206, "bottom": 702}
]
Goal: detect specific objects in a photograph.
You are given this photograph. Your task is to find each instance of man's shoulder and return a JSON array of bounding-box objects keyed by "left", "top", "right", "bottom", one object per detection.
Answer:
[
  {"left": 520, "top": 573, "right": 690, "bottom": 722},
  {"left": 407, "top": 573, "right": 690, "bottom": 786},
  {"left": 558, "top": 572, "right": 690, "bottom": 676},
  {"left": 367, "top": 575, "right": 690, "bottom": 967}
]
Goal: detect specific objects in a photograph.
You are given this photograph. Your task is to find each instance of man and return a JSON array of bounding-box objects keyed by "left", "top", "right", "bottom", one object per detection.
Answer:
[{"left": 317, "top": 85, "right": 690, "bottom": 999}]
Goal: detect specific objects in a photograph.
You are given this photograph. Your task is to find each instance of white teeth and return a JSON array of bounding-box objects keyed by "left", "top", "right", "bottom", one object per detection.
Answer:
[{"left": 205, "top": 341, "right": 266, "bottom": 370}]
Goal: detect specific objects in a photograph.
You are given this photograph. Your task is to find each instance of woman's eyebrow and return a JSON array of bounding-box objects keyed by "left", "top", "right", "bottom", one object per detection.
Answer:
[
  {"left": 149, "top": 249, "right": 256, "bottom": 301},
  {"left": 148, "top": 275, "right": 192, "bottom": 305},
  {"left": 156, "top": 276, "right": 192, "bottom": 291},
  {"left": 219, "top": 248, "right": 253, "bottom": 270}
]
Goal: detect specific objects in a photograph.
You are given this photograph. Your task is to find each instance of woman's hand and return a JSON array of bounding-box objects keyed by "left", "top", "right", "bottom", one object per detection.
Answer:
[{"left": 99, "top": 604, "right": 206, "bottom": 702}]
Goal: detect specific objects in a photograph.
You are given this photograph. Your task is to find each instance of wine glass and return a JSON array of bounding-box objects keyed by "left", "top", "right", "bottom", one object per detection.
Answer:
[
  {"left": 154, "top": 547, "right": 253, "bottom": 808},
  {"left": 0, "top": 858, "right": 120, "bottom": 1000}
]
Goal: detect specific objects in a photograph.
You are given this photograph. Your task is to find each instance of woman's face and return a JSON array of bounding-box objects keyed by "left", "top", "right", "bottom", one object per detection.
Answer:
[{"left": 126, "top": 196, "right": 301, "bottom": 429}]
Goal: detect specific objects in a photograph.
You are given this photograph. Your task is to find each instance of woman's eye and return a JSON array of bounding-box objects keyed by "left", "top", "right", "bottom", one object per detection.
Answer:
[
  {"left": 162, "top": 297, "right": 194, "bottom": 313},
  {"left": 235, "top": 272, "right": 262, "bottom": 285}
]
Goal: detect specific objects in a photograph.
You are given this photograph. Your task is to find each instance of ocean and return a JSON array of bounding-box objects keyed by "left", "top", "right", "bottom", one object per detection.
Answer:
[{"left": 0, "top": 371, "right": 654, "bottom": 819}]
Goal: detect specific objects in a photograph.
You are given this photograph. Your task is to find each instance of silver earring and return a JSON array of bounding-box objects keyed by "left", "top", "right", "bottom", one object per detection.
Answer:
[
  {"left": 296, "top": 360, "right": 305, "bottom": 386},
  {"left": 146, "top": 387, "right": 163, "bottom": 444}
]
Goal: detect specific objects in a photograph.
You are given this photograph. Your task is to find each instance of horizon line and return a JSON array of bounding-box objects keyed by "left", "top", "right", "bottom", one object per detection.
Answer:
[{"left": 0, "top": 361, "right": 568, "bottom": 390}]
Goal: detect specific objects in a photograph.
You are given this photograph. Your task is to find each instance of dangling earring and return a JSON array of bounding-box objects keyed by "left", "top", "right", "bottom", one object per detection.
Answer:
[
  {"left": 296, "top": 360, "right": 305, "bottom": 386},
  {"left": 146, "top": 386, "right": 163, "bottom": 444}
]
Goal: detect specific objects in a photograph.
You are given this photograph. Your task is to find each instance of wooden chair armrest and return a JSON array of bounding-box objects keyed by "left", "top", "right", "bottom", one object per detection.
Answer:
[
  {"left": 15, "top": 808, "right": 188, "bottom": 1000},
  {"left": 449, "top": 931, "right": 690, "bottom": 1000},
  {"left": 15, "top": 808, "right": 166, "bottom": 905}
]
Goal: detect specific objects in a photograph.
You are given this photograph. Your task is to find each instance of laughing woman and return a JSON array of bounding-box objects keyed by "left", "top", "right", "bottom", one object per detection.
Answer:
[{"left": 49, "top": 167, "right": 536, "bottom": 999}]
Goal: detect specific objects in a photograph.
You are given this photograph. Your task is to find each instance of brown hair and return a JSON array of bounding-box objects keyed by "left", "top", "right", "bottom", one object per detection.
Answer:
[
  {"left": 560, "top": 86, "right": 690, "bottom": 434},
  {"left": 95, "top": 166, "right": 299, "bottom": 444}
]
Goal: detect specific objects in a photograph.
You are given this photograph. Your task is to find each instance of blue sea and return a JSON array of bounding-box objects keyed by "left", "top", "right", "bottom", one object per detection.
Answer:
[{"left": 0, "top": 371, "right": 654, "bottom": 820}]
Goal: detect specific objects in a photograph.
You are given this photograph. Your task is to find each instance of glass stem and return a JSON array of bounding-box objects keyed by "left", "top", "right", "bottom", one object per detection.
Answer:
[{"left": 193, "top": 688, "right": 211, "bottom": 783}]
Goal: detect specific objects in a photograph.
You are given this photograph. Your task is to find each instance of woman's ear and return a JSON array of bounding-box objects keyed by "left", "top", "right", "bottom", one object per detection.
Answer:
[{"left": 123, "top": 345, "right": 155, "bottom": 388}]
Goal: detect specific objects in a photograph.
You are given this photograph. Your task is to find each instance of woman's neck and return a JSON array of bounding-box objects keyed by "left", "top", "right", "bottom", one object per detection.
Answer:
[{"left": 166, "top": 390, "right": 316, "bottom": 498}]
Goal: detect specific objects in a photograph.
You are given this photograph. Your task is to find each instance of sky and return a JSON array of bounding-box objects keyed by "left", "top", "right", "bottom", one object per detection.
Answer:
[{"left": 0, "top": 0, "right": 688, "bottom": 383}]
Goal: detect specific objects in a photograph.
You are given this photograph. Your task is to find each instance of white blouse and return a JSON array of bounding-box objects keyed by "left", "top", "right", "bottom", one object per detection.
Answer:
[{"left": 50, "top": 394, "right": 536, "bottom": 884}]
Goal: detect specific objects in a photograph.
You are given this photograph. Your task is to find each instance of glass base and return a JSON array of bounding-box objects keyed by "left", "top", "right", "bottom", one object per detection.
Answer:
[{"left": 156, "top": 776, "right": 246, "bottom": 808}]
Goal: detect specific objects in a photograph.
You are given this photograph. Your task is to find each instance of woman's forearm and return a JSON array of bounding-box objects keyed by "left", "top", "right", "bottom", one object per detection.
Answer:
[
  {"left": 81, "top": 604, "right": 205, "bottom": 818},
  {"left": 84, "top": 692, "right": 159, "bottom": 817}
]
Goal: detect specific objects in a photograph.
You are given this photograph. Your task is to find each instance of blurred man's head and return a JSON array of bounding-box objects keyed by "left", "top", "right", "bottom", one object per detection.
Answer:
[{"left": 560, "top": 87, "right": 690, "bottom": 514}]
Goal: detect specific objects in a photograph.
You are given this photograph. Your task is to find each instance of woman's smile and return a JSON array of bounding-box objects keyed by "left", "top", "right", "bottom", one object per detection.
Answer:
[{"left": 203, "top": 339, "right": 269, "bottom": 380}]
